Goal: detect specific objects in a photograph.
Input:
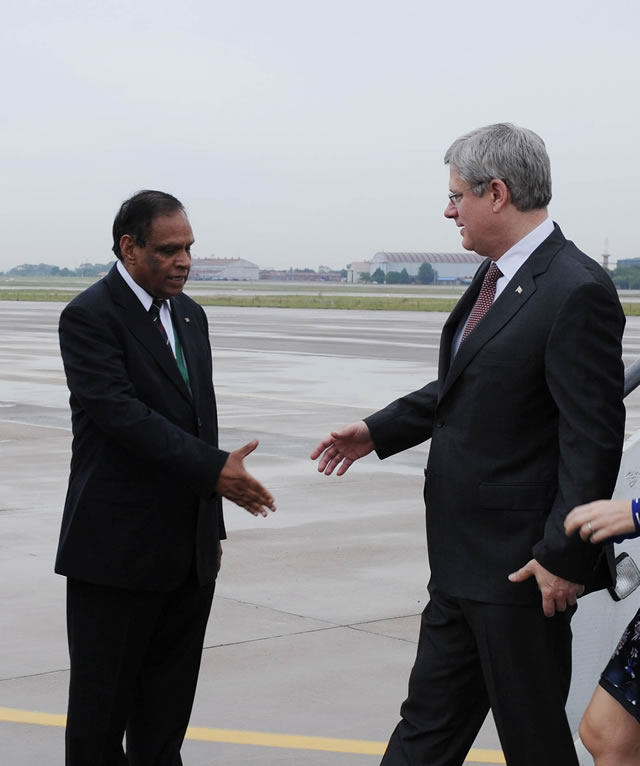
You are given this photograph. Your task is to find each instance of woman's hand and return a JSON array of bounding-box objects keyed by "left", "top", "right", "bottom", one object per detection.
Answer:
[{"left": 564, "top": 499, "right": 634, "bottom": 543}]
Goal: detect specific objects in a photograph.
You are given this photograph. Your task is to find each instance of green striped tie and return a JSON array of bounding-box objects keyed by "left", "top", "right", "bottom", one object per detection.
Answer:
[{"left": 173, "top": 325, "right": 191, "bottom": 391}]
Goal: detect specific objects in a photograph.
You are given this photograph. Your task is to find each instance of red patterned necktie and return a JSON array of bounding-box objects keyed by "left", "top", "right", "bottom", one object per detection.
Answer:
[
  {"left": 460, "top": 262, "right": 502, "bottom": 344},
  {"left": 149, "top": 298, "right": 170, "bottom": 347}
]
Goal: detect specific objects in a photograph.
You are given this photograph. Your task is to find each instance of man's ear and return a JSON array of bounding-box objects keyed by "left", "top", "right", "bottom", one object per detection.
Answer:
[
  {"left": 489, "top": 179, "right": 509, "bottom": 212},
  {"left": 120, "top": 234, "right": 136, "bottom": 265}
]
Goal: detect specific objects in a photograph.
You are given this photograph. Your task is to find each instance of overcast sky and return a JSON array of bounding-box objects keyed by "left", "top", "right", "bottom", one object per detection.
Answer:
[{"left": 2, "top": 0, "right": 638, "bottom": 272}]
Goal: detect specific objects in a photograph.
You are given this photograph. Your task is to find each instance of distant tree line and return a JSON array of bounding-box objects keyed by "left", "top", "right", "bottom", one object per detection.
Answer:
[
  {"left": 359, "top": 263, "right": 435, "bottom": 285},
  {"left": 7, "top": 261, "right": 635, "bottom": 288},
  {"left": 2, "top": 262, "right": 113, "bottom": 277},
  {"left": 611, "top": 264, "right": 640, "bottom": 289},
  {"left": 358, "top": 262, "right": 640, "bottom": 289},
  {"left": 2, "top": 263, "right": 350, "bottom": 280}
]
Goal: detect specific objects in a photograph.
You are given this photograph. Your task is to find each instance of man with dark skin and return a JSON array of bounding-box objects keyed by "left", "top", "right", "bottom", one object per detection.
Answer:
[{"left": 56, "top": 190, "right": 274, "bottom": 765}]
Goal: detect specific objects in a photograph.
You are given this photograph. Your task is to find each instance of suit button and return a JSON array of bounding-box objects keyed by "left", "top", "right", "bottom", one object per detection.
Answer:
[
  {"left": 436, "top": 420, "right": 444, "bottom": 428},
  {"left": 197, "top": 418, "right": 202, "bottom": 427}
]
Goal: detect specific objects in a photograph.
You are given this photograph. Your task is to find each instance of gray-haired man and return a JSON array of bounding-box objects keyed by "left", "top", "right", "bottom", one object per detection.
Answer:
[{"left": 312, "top": 123, "right": 625, "bottom": 765}]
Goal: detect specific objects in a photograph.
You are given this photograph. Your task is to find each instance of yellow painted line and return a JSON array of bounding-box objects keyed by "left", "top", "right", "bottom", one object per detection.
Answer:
[
  {"left": 0, "top": 707, "right": 66, "bottom": 727},
  {"left": 0, "top": 706, "right": 505, "bottom": 763},
  {"left": 186, "top": 725, "right": 384, "bottom": 755}
]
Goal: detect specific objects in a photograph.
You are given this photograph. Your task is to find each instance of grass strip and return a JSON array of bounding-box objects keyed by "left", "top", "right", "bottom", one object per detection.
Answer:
[
  {"left": 0, "top": 290, "right": 458, "bottom": 311},
  {"left": 195, "top": 295, "right": 460, "bottom": 311},
  {"left": 2, "top": 290, "right": 640, "bottom": 316},
  {"left": 0, "top": 290, "right": 80, "bottom": 302}
]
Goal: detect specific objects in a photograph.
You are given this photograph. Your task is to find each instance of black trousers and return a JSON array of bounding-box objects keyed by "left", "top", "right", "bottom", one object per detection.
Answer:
[
  {"left": 381, "top": 589, "right": 578, "bottom": 766},
  {"left": 65, "top": 572, "right": 215, "bottom": 766}
]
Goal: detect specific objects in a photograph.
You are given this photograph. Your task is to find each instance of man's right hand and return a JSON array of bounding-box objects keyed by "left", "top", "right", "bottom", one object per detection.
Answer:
[
  {"left": 216, "top": 440, "right": 275, "bottom": 517},
  {"left": 310, "top": 421, "right": 375, "bottom": 476}
]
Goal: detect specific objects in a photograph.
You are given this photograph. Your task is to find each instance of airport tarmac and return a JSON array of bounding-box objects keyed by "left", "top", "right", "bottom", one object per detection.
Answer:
[{"left": 2, "top": 301, "right": 640, "bottom": 765}]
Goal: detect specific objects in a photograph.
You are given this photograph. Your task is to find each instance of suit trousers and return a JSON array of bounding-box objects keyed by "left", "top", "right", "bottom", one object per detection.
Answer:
[
  {"left": 65, "top": 569, "right": 215, "bottom": 766},
  {"left": 381, "top": 589, "right": 578, "bottom": 766}
]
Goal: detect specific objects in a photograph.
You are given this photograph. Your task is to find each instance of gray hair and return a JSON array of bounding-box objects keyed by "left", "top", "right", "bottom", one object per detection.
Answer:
[{"left": 444, "top": 123, "right": 552, "bottom": 211}]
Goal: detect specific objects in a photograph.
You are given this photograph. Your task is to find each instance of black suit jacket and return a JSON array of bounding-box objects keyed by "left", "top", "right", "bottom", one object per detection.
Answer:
[
  {"left": 365, "top": 225, "right": 626, "bottom": 605},
  {"left": 56, "top": 264, "right": 228, "bottom": 591}
]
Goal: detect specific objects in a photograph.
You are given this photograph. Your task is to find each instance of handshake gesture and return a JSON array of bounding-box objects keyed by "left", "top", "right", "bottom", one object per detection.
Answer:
[
  {"left": 310, "top": 421, "right": 375, "bottom": 476},
  {"left": 216, "top": 440, "right": 276, "bottom": 517},
  {"left": 216, "top": 420, "right": 375, "bottom": 519}
]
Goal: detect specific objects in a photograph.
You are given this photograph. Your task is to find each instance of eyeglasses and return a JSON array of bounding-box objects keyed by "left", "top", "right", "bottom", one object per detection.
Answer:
[{"left": 447, "top": 181, "right": 484, "bottom": 208}]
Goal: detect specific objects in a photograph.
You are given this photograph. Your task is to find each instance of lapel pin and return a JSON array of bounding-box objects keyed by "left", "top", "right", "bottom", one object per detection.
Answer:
[
  {"left": 184, "top": 317, "right": 190, "bottom": 323},
  {"left": 515, "top": 286, "right": 523, "bottom": 294}
]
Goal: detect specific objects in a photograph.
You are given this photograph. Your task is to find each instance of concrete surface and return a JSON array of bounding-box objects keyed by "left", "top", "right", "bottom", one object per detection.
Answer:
[{"left": 2, "top": 301, "right": 640, "bottom": 765}]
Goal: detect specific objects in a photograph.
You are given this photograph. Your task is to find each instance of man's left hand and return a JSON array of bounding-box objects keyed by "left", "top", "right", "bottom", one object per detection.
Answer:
[{"left": 508, "top": 559, "right": 584, "bottom": 617}]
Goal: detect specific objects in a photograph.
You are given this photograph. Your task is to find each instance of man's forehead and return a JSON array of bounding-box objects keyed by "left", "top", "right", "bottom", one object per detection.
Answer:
[
  {"left": 148, "top": 211, "right": 193, "bottom": 240},
  {"left": 448, "top": 168, "right": 464, "bottom": 190}
]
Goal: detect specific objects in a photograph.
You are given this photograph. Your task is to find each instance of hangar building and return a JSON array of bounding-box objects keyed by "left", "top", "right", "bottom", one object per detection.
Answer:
[
  {"left": 368, "top": 251, "right": 484, "bottom": 283},
  {"left": 189, "top": 258, "right": 259, "bottom": 281}
]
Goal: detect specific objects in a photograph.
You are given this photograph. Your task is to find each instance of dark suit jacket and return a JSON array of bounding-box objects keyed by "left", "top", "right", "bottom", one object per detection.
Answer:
[
  {"left": 55, "top": 264, "right": 228, "bottom": 591},
  {"left": 365, "top": 225, "right": 626, "bottom": 605}
]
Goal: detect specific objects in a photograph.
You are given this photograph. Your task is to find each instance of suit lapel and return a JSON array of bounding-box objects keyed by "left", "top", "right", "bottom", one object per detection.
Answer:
[
  {"left": 441, "top": 269, "right": 536, "bottom": 399},
  {"left": 436, "top": 260, "right": 486, "bottom": 391},
  {"left": 439, "top": 225, "right": 565, "bottom": 401},
  {"left": 105, "top": 266, "right": 193, "bottom": 403}
]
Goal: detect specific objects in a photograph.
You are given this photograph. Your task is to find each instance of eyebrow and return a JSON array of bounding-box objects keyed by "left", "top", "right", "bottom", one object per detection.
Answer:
[{"left": 157, "top": 241, "right": 194, "bottom": 252}]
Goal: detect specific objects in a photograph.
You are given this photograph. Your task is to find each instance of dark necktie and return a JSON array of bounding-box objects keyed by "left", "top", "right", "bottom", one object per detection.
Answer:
[
  {"left": 149, "top": 298, "right": 170, "bottom": 347},
  {"left": 460, "top": 262, "right": 502, "bottom": 344},
  {"left": 149, "top": 298, "right": 191, "bottom": 390}
]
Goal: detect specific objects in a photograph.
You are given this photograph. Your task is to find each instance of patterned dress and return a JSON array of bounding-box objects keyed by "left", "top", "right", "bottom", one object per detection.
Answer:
[{"left": 600, "top": 609, "right": 640, "bottom": 721}]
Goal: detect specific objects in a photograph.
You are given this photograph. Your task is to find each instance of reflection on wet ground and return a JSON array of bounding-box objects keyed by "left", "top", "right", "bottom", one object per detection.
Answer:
[{"left": 2, "top": 301, "right": 640, "bottom": 764}]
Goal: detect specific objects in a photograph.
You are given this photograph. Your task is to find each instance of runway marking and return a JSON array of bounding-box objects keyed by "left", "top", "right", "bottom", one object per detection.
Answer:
[
  {"left": 0, "top": 418, "right": 71, "bottom": 432},
  {"left": 214, "top": 344, "right": 440, "bottom": 357},
  {"left": 0, "top": 706, "right": 506, "bottom": 762},
  {"left": 217, "top": 390, "right": 389, "bottom": 408}
]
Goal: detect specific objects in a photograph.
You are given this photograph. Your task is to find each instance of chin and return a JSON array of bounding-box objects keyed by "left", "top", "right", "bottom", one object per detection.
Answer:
[{"left": 166, "top": 280, "right": 187, "bottom": 294}]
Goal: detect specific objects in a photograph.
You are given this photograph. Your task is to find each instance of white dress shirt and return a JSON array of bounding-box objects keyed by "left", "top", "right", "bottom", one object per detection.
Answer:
[
  {"left": 453, "top": 217, "right": 554, "bottom": 355},
  {"left": 116, "top": 260, "right": 177, "bottom": 356}
]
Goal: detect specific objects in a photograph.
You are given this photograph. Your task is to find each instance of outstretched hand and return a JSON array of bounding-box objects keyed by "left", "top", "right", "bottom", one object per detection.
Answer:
[
  {"left": 310, "top": 421, "right": 375, "bottom": 476},
  {"left": 216, "top": 440, "right": 275, "bottom": 517},
  {"left": 508, "top": 559, "right": 584, "bottom": 617}
]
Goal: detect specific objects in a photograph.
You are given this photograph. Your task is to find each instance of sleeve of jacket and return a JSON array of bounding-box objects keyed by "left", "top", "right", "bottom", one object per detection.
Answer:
[
  {"left": 364, "top": 380, "right": 439, "bottom": 458},
  {"left": 532, "top": 278, "right": 626, "bottom": 584},
  {"left": 59, "top": 299, "right": 229, "bottom": 499}
]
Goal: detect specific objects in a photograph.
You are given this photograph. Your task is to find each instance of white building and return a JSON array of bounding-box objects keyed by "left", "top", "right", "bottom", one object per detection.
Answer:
[
  {"left": 346, "top": 261, "right": 372, "bottom": 283},
  {"left": 189, "top": 257, "right": 259, "bottom": 281},
  {"left": 369, "top": 252, "right": 484, "bottom": 283}
]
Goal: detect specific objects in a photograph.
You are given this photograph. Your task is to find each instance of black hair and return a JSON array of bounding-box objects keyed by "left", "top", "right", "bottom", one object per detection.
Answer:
[{"left": 112, "top": 190, "right": 185, "bottom": 260}]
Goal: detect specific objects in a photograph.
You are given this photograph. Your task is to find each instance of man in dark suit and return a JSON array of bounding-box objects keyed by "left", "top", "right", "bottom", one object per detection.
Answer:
[
  {"left": 56, "top": 190, "right": 275, "bottom": 765},
  {"left": 311, "top": 124, "right": 626, "bottom": 765}
]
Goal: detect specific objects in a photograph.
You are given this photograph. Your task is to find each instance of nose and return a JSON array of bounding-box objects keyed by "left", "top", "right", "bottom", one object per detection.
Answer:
[
  {"left": 175, "top": 249, "right": 191, "bottom": 269},
  {"left": 444, "top": 201, "right": 458, "bottom": 219}
]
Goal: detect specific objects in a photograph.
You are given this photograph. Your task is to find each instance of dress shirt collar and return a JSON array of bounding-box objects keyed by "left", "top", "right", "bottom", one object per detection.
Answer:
[
  {"left": 494, "top": 216, "right": 554, "bottom": 285},
  {"left": 116, "top": 260, "right": 171, "bottom": 313},
  {"left": 452, "top": 216, "right": 554, "bottom": 355}
]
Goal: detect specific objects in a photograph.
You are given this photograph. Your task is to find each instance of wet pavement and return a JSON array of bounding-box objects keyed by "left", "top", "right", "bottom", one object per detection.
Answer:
[{"left": 2, "top": 301, "right": 640, "bottom": 765}]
